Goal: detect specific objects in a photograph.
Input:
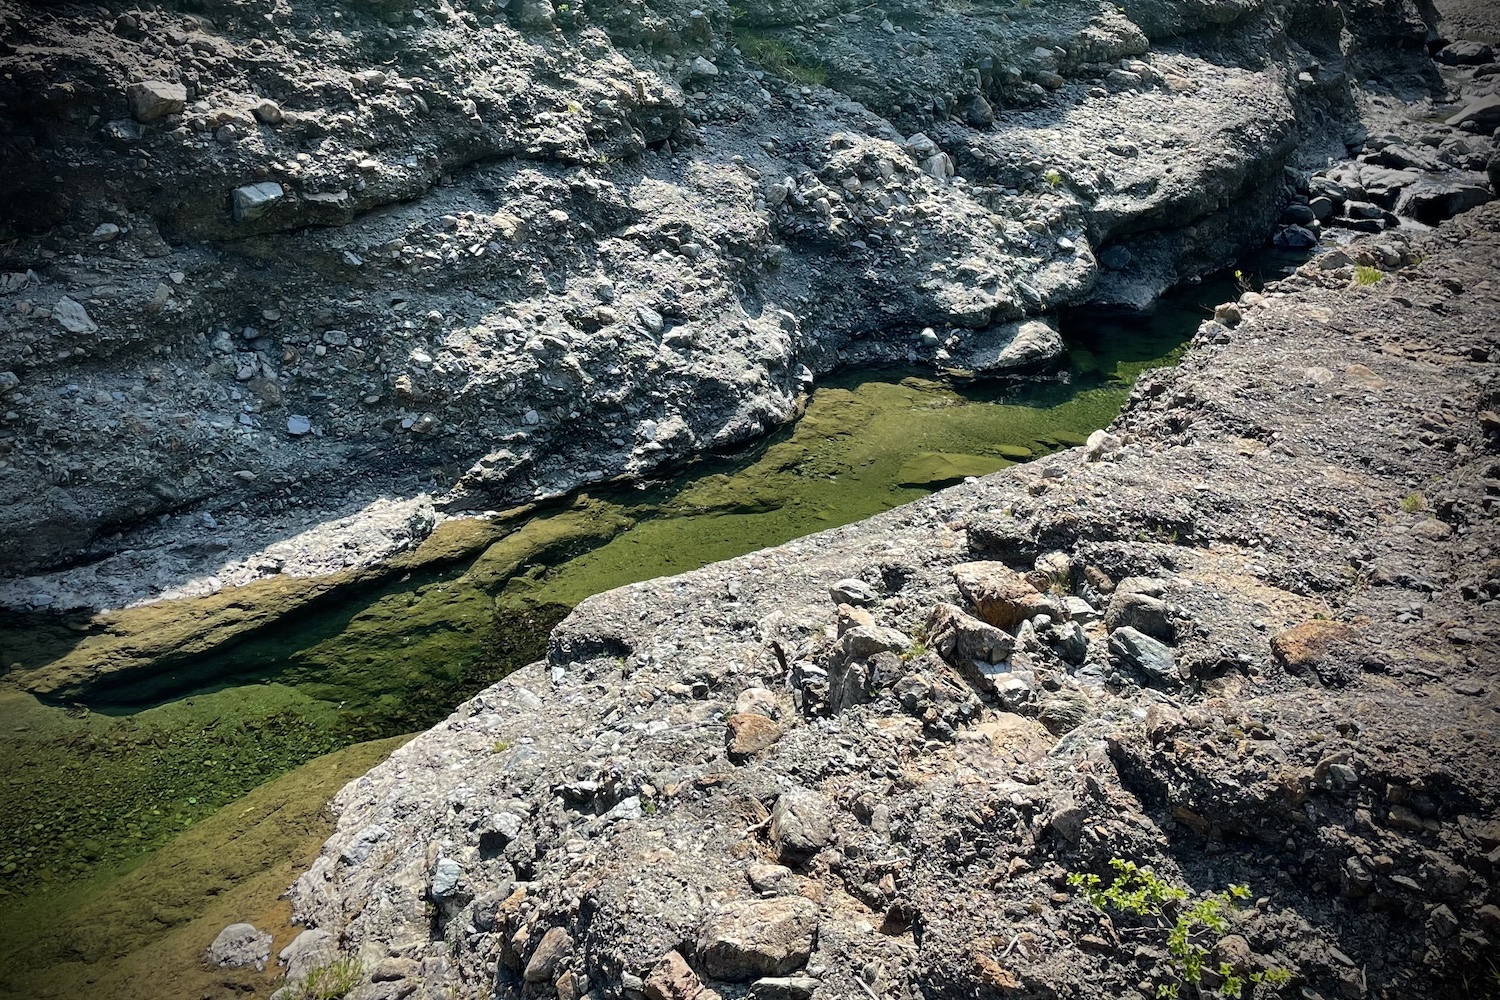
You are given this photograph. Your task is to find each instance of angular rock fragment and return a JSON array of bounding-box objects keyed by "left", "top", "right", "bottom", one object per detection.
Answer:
[
  {"left": 840, "top": 623, "right": 911, "bottom": 659},
  {"left": 696, "top": 897, "right": 819, "bottom": 981},
  {"left": 1108, "top": 626, "right": 1178, "bottom": 686},
  {"left": 430, "top": 857, "right": 464, "bottom": 900},
  {"left": 926, "top": 602, "right": 1015, "bottom": 666},
  {"left": 829, "top": 578, "right": 878, "bottom": 607},
  {"left": 52, "top": 296, "right": 97, "bottom": 334},
  {"left": 127, "top": 80, "right": 186, "bottom": 121},
  {"left": 232, "top": 181, "right": 285, "bottom": 222},
  {"left": 952, "top": 561, "right": 1063, "bottom": 631},
  {"left": 645, "top": 950, "right": 703, "bottom": 1000},
  {"left": 726, "top": 712, "right": 782, "bottom": 759}
]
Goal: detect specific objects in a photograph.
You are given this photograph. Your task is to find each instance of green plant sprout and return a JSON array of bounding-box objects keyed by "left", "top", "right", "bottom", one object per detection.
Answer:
[
  {"left": 1354, "top": 265, "right": 1383, "bottom": 286},
  {"left": 1068, "top": 859, "right": 1293, "bottom": 999},
  {"left": 295, "top": 956, "right": 365, "bottom": 1000}
]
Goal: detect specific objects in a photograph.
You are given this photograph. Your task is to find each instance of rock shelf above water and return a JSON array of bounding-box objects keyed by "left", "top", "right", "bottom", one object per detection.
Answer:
[{"left": 0, "top": 0, "right": 1468, "bottom": 582}]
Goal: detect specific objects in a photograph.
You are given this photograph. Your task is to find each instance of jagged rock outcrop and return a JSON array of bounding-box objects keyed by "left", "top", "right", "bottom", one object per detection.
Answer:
[
  {"left": 0, "top": 0, "right": 1451, "bottom": 580},
  {"left": 284, "top": 208, "right": 1500, "bottom": 1000}
]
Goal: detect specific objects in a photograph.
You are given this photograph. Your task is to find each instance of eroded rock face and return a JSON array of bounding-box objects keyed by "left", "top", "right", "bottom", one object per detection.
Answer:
[
  {"left": 0, "top": 0, "right": 1448, "bottom": 582},
  {"left": 286, "top": 211, "right": 1500, "bottom": 1000}
]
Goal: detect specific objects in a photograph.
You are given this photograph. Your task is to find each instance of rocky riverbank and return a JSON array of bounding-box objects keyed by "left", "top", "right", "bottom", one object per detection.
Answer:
[
  {"left": 4, "top": 0, "right": 1500, "bottom": 997},
  {"left": 279, "top": 207, "right": 1500, "bottom": 1000},
  {"left": 0, "top": 0, "right": 1464, "bottom": 600}
]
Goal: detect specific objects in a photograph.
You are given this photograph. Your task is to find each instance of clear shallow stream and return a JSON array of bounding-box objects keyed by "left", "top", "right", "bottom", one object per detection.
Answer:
[{"left": 0, "top": 264, "right": 1281, "bottom": 912}]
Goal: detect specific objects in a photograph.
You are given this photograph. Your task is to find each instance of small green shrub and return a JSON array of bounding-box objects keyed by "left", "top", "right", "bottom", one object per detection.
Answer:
[
  {"left": 1068, "top": 859, "right": 1293, "bottom": 998},
  {"left": 1400, "top": 492, "right": 1425, "bottom": 513},
  {"left": 1043, "top": 167, "right": 1064, "bottom": 188},
  {"left": 1354, "top": 265, "right": 1383, "bottom": 286},
  {"left": 1460, "top": 957, "right": 1500, "bottom": 998},
  {"left": 295, "top": 956, "right": 365, "bottom": 1000}
]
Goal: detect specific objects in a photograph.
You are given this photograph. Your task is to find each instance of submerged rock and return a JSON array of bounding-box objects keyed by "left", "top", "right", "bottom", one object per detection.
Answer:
[{"left": 207, "top": 922, "right": 272, "bottom": 971}]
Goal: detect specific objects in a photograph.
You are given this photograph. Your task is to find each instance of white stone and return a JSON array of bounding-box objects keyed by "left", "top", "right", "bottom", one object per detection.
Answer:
[{"left": 53, "top": 296, "right": 97, "bottom": 334}]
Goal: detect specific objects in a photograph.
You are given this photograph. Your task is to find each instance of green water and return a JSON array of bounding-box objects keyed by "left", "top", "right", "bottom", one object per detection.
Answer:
[{"left": 0, "top": 271, "right": 1252, "bottom": 903}]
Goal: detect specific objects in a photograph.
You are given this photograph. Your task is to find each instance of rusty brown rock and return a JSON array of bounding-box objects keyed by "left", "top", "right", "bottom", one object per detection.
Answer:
[
  {"left": 645, "top": 950, "right": 703, "bottom": 1000},
  {"left": 695, "top": 896, "right": 819, "bottom": 981},
  {"left": 523, "top": 926, "right": 573, "bottom": 983},
  {"left": 951, "top": 561, "right": 1064, "bottom": 631},
  {"left": 726, "top": 713, "right": 783, "bottom": 759},
  {"left": 1270, "top": 620, "right": 1353, "bottom": 673}
]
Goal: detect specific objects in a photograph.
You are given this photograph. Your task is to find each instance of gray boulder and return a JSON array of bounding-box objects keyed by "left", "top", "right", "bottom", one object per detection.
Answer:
[
  {"left": 1105, "top": 590, "right": 1177, "bottom": 642},
  {"left": 1393, "top": 177, "right": 1493, "bottom": 224},
  {"left": 1274, "top": 224, "right": 1318, "bottom": 248},
  {"left": 770, "top": 788, "right": 834, "bottom": 864},
  {"left": 1437, "top": 40, "right": 1494, "bottom": 65},
  {"left": 953, "top": 318, "right": 1064, "bottom": 374},
  {"left": 1109, "top": 626, "right": 1179, "bottom": 687},
  {"left": 1447, "top": 97, "right": 1500, "bottom": 133}
]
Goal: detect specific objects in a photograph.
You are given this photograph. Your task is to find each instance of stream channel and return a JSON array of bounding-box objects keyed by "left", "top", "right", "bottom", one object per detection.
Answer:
[{"left": 0, "top": 261, "right": 1299, "bottom": 976}]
